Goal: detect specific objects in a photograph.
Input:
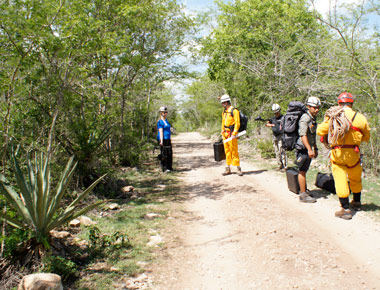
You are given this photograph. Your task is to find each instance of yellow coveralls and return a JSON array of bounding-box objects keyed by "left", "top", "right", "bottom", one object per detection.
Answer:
[
  {"left": 316, "top": 107, "right": 371, "bottom": 198},
  {"left": 221, "top": 106, "right": 241, "bottom": 167}
]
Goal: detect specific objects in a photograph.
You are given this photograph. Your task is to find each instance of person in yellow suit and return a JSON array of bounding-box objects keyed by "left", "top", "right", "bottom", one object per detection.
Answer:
[
  {"left": 317, "top": 92, "right": 371, "bottom": 220},
  {"left": 220, "top": 94, "right": 243, "bottom": 176}
]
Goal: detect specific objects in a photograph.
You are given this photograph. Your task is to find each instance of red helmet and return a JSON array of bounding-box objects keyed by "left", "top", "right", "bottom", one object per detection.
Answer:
[{"left": 337, "top": 92, "right": 354, "bottom": 104}]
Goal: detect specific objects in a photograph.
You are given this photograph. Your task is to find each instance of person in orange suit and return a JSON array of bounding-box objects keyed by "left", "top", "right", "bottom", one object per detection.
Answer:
[
  {"left": 220, "top": 94, "right": 243, "bottom": 176},
  {"left": 317, "top": 92, "right": 371, "bottom": 220}
]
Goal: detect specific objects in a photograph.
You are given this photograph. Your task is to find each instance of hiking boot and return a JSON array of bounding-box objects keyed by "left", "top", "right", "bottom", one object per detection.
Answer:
[
  {"left": 299, "top": 192, "right": 316, "bottom": 203},
  {"left": 350, "top": 201, "right": 362, "bottom": 211},
  {"left": 237, "top": 166, "right": 243, "bottom": 176},
  {"left": 335, "top": 208, "right": 353, "bottom": 220},
  {"left": 222, "top": 167, "right": 231, "bottom": 176}
]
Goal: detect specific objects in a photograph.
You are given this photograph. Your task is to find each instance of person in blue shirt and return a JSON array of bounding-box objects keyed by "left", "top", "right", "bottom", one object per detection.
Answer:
[{"left": 157, "top": 106, "right": 173, "bottom": 172}]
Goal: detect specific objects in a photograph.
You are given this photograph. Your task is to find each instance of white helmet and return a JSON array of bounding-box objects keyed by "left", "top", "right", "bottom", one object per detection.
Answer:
[
  {"left": 159, "top": 106, "right": 167, "bottom": 112},
  {"left": 306, "top": 96, "right": 321, "bottom": 107},
  {"left": 220, "top": 94, "right": 231, "bottom": 103},
  {"left": 272, "top": 103, "right": 281, "bottom": 113}
]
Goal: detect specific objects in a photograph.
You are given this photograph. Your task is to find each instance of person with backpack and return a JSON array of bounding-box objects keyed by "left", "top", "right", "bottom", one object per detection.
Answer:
[
  {"left": 296, "top": 96, "right": 321, "bottom": 203},
  {"left": 266, "top": 103, "right": 286, "bottom": 170},
  {"left": 220, "top": 94, "right": 243, "bottom": 176},
  {"left": 317, "top": 92, "right": 371, "bottom": 220},
  {"left": 157, "top": 106, "right": 174, "bottom": 173}
]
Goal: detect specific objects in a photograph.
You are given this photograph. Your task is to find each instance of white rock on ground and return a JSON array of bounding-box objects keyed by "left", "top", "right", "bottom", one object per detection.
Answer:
[{"left": 17, "top": 273, "right": 63, "bottom": 290}]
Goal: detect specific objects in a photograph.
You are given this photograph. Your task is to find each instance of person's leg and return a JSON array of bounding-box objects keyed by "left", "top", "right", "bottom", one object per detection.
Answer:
[
  {"left": 273, "top": 137, "right": 282, "bottom": 168},
  {"left": 331, "top": 163, "right": 352, "bottom": 219},
  {"left": 298, "top": 170, "right": 306, "bottom": 193},
  {"left": 298, "top": 152, "right": 315, "bottom": 203},
  {"left": 347, "top": 164, "right": 363, "bottom": 210},
  {"left": 231, "top": 138, "right": 240, "bottom": 167},
  {"left": 164, "top": 139, "right": 173, "bottom": 171},
  {"left": 223, "top": 140, "right": 232, "bottom": 175},
  {"left": 231, "top": 138, "right": 243, "bottom": 175},
  {"left": 159, "top": 143, "right": 166, "bottom": 172}
]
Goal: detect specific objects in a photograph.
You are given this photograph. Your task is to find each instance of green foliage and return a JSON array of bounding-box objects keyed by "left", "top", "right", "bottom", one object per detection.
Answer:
[
  {"left": 256, "top": 139, "right": 275, "bottom": 159},
  {"left": 202, "top": 0, "right": 324, "bottom": 115},
  {"left": 0, "top": 227, "right": 31, "bottom": 259},
  {"left": 41, "top": 255, "right": 79, "bottom": 281},
  {"left": 87, "top": 225, "right": 131, "bottom": 254},
  {"left": 178, "top": 77, "right": 225, "bottom": 131},
  {"left": 0, "top": 0, "right": 195, "bottom": 178},
  {"left": 0, "top": 152, "right": 106, "bottom": 244}
]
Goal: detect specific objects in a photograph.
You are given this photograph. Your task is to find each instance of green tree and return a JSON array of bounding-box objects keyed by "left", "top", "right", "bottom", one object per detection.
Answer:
[{"left": 202, "top": 0, "right": 325, "bottom": 113}]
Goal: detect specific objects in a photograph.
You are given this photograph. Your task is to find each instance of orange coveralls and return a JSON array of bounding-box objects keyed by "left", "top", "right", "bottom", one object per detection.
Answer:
[
  {"left": 221, "top": 107, "right": 241, "bottom": 167},
  {"left": 316, "top": 107, "right": 371, "bottom": 198}
]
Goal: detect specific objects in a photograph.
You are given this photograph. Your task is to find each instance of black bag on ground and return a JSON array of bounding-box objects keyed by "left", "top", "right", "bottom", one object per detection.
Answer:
[
  {"left": 286, "top": 167, "right": 300, "bottom": 194},
  {"left": 213, "top": 141, "right": 226, "bottom": 161},
  {"left": 281, "top": 101, "right": 307, "bottom": 151},
  {"left": 315, "top": 172, "right": 336, "bottom": 194}
]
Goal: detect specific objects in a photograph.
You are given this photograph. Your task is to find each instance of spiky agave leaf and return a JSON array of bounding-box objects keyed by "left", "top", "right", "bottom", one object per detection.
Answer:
[
  {"left": 47, "top": 200, "right": 105, "bottom": 232},
  {"left": 0, "top": 211, "right": 25, "bottom": 229},
  {"left": 11, "top": 153, "right": 38, "bottom": 225},
  {"left": 0, "top": 153, "right": 106, "bottom": 243},
  {"left": 0, "top": 174, "right": 33, "bottom": 226},
  {"left": 45, "top": 156, "right": 76, "bottom": 225}
]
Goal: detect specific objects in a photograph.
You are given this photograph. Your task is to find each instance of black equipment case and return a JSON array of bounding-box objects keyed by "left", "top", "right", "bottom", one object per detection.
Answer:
[
  {"left": 213, "top": 141, "right": 226, "bottom": 161},
  {"left": 286, "top": 167, "right": 300, "bottom": 194},
  {"left": 315, "top": 172, "right": 336, "bottom": 194}
]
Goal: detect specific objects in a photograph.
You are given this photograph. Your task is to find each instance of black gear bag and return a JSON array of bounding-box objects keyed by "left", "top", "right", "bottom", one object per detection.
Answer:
[{"left": 315, "top": 172, "right": 336, "bottom": 194}]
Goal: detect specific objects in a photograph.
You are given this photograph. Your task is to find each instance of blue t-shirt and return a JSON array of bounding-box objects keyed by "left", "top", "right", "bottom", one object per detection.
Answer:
[{"left": 157, "top": 119, "right": 171, "bottom": 141}]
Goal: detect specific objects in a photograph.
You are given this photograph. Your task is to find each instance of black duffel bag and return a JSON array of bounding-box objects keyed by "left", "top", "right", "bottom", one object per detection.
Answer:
[{"left": 315, "top": 172, "right": 336, "bottom": 194}]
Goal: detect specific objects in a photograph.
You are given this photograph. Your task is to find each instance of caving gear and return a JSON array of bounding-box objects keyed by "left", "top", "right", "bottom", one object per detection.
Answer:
[
  {"left": 337, "top": 92, "right": 354, "bottom": 104},
  {"left": 306, "top": 96, "right": 321, "bottom": 107},
  {"left": 159, "top": 106, "right": 168, "bottom": 112},
  {"left": 272, "top": 103, "right": 281, "bottom": 113},
  {"left": 335, "top": 208, "right": 352, "bottom": 220},
  {"left": 299, "top": 192, "right": 316, "bottom": 203},
  {"left": 220, "top": 94, "right": 231, "bottom": 103}
]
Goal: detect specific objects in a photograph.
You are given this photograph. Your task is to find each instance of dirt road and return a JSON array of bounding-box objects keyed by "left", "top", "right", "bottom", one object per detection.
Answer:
[{"left": 150, "top": 132, "right": 380, "bottom": 290}]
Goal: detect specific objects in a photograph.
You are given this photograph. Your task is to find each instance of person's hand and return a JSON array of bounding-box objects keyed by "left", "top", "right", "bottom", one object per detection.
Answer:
[
  {"left": 160, "top": 141, "right": 163, "bottom": 146},
  {"left": 308, "top": 149, "right": 315, "bottom": 158},
  {"left": 232, "top": 134, "right": 237, "bottom": 139}
]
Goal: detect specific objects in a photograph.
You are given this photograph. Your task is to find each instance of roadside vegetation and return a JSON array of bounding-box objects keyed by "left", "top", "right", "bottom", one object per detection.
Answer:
[{"left": 1, "top": 0, "right": 380, "bottom": 288}]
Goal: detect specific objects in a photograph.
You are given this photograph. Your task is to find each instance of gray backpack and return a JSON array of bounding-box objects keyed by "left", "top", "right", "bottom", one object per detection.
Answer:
[{"left": 281, "top": 101, "right": 307, "bottom": 151}]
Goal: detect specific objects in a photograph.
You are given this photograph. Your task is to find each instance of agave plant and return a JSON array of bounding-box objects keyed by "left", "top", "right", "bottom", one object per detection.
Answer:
[{"left": 0, "top": 152, "right": 106, "bottom": 245}]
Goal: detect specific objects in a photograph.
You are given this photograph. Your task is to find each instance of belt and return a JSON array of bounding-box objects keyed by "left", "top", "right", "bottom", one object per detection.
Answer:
[{"left": 332, "top": 145, "right": 360, "bottom": 153}]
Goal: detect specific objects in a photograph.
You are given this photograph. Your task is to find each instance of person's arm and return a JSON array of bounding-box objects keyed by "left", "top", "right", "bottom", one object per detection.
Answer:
[
  {"left": 221, "top": 111, "right": 225, "bottom": 135},
  {"left": 299, "top": 115, "right": 315, "bottom": 158},
  {"left": 265, "top": 119, "right": 274, "bottom": 127},
  {"left": 360, "top": 116, "right": 371, "bottom": 143},
  {"left": 157, "top": 120, "right": 164, "bottom": 145},
  {"left": 316, "top": 117, "right": 329, "bottom": 137},
  {"left": 301, "top": 136, "right": 315, "bottom": 158}
]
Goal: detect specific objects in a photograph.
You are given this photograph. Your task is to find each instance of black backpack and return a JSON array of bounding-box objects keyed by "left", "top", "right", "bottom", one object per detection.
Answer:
[
  {"left": 230, "top": 108, "right": 248, "bottom": 132},
  {"left": 281, "top": 101, "right": 307, "bottom": 151}
]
